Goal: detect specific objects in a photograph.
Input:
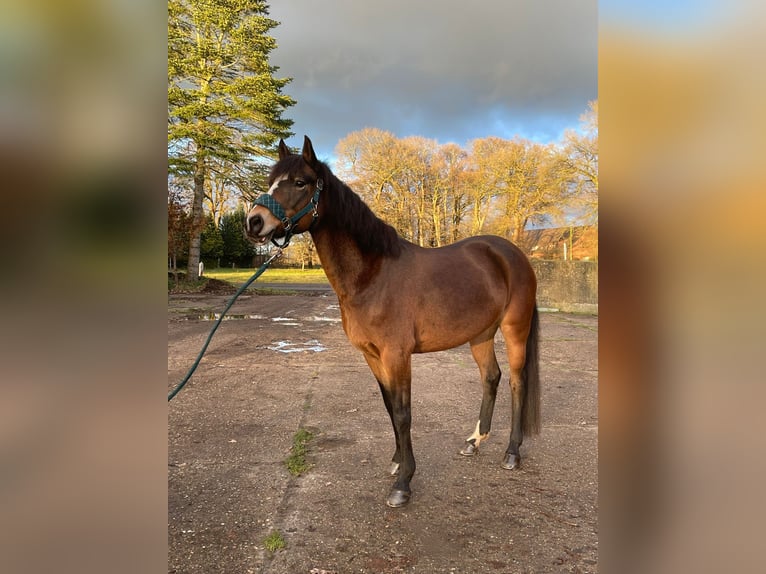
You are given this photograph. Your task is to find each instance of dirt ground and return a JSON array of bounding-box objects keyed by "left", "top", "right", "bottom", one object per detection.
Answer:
[{"left": 168, "top": 290, "right": 598, "bottom": 573}]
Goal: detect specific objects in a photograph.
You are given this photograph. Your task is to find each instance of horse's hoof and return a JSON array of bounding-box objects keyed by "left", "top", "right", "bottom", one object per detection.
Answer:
[
  {"left": 501, "top": 453, "right": 521, "bottom": 470},
  {"left": 386, "top": 488, "right": 411, "bottom": 508},
  {"left": 388, "top": 461, "right": 400, "bottom": 476},
  {"left": 459, "top": 441, "right": 478, "bottom": 456}
]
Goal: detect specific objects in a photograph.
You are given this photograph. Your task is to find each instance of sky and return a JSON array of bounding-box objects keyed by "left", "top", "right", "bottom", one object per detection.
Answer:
[
  {"left": 600, "top": 0, "right": 725, "bottom": 32},
  {"left": 267, "top": 0, "right": 597, "bottom": 162}
]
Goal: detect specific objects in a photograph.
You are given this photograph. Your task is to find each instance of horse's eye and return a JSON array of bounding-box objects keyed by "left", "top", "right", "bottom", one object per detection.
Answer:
[{"left": 295, "top": 180, "right": 306, "bottom": 188}]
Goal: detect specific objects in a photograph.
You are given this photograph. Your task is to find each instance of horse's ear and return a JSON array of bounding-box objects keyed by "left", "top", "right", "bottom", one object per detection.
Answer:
[
  {"left": 302, "top": 135, "right": 318, "bottom": 167},
  {"left": 278, "top": 139, "right": 290, "bottom": 160}
]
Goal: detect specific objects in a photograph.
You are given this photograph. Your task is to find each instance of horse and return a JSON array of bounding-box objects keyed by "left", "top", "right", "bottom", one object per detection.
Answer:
[{"left": 246, "top": 136, "right": 540, "bottom": 507}]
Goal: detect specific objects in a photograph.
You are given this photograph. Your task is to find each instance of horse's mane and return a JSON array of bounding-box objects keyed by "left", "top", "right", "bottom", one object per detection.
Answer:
[
  {"left": 320, "top": 163, "right": 402, "bottom": 257},
  {"left": 273, "top": 156, "right": 402, "bottom": 257}
]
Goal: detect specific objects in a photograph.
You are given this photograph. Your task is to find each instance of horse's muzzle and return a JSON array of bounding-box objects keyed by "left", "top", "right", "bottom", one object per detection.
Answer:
[
  {"left": 247, "top": 212, "right": 263, "bottom": 236},
  {"left": 245, "top": 210, "right": 276, "bottom": 245}
]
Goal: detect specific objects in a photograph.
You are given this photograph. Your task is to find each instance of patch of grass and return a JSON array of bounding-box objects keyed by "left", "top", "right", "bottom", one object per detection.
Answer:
[
  {"left": 251, "top": 287, "right": 300, "bottom": 296},
  {"left": 205, "top": 267, "right": 329, "bottom": 285},
  {"left": 263, "top": 530, "right": 286, "bottom": 553},
  {"left": 285, "top": 428, "right": 314, "bottom": 476}
]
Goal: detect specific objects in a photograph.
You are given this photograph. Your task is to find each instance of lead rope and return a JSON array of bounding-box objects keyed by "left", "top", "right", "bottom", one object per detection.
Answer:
[{"left": 168, "top": 247, "right": 284, "bottom": 402}]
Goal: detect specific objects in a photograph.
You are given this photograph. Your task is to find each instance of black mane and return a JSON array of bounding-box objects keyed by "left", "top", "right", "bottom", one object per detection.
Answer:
[{"left": 318, "top": 162, "right": 402, "bottom": 257}]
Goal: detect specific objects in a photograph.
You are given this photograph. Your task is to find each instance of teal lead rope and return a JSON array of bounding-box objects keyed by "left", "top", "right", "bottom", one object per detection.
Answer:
[
  {"left": 168, "top": 248, "right": 284, "bottom": 402},
  {"left": 170, "top": 178, "right": 322, "bottom": 401}
]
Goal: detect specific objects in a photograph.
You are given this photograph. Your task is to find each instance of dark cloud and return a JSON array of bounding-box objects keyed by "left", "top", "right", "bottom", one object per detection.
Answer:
[{"left": 268, "top": 0, "right": 597, "bottom": 158}]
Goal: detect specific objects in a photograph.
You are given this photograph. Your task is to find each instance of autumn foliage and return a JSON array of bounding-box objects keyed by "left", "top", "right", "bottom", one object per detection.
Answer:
[{"left": 335, "top": 103, "right": 597, "bottom": 249}]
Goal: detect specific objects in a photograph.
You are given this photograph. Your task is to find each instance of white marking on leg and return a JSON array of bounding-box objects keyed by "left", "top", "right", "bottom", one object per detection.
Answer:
[
  {"left": 466, "top": 419, "right": 490, "bottom": 448},
  {"left": 267, "top": 174, "right": 288, "bottom": 195}
]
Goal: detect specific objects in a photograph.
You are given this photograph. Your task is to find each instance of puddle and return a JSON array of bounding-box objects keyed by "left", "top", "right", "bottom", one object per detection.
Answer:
[
  {"left": 270, "top": 317, "right": 299, "bottom": 326},
  {"left": 189, "top": 312, "right": 339, "bottom": 325},
  {"left": 310, "top": 316, "right": 342, "bottom": 323},
  {"left": 266, "top": 340, "right": 327, "bottom": 353},
  {"left": 193, "top": 313, "right": 265, "bottom": 321}
]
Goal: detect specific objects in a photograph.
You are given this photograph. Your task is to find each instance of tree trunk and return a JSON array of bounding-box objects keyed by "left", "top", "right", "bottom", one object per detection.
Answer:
[
  {"left": 471, "top": 194, "right": 488, "bottom": 235},
  {"left": 511, "top": 215, "right": 525, "bottom": 245},
  {"left": 186, "top": 154, "right": 206, "bottom": 281},
  {"left": 432, "top": 191, "right": 442, "bottom": 247}
]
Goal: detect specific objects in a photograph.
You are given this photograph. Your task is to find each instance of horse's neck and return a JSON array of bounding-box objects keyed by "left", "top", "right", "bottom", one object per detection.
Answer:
[
  {"left": 310, "top": 225, "right": 369, "bottom": 302},
  {"left": 310, "top": 177, "right": 399, "bottom": 301}
]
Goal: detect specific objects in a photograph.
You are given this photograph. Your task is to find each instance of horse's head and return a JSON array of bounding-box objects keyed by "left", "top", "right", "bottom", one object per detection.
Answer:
[{"left": 246, "top": 135, "right": 323, "bottom": 246}]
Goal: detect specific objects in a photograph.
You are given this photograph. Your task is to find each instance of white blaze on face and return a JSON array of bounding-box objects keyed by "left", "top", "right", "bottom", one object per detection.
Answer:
[
  {"left": 267, "top": 173, "right": 288, "bottom": 195},
  {"left": 247, "top": 173, "right": 289, "bottom": 241},
  {"left": 466, "top": 419, "right": 490, "bottom": 447}
]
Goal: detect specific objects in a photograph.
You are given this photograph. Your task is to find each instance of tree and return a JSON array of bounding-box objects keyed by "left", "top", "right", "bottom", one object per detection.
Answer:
[
  {"left": 200, "top": 215, "right": 224, "bottom": 265},
  {"left": 434, "top": 143, "right": 470, "bottom": 244},
  {"left": 290, "top": 234, "right": 317, "bottom": 270},
  {"left": 220, "top": 205, "right": 256, "bottom": 266},
  {"left": 168, "top": 184, "right": 191, "bottom": 271},
  {"left": 469, "top": 137, "right": 570, "bottom": 245},
  {"left": 334, "top": 127, "right": 589, "bottom": 250},
  {"left": 499, "top": 140, "right": 569, "bottom": 243},
  {"left": 383, "top": 136, "right": 428, "bottom": 245},
  {"left": 337, "top": 131, "right": 461, "bottom": 247},
  {"left": 168, "top": 0, "right": 295, "bottom": 280},
  {"left": 335, "top": 128, "right": 404, "bottom": 224},
  {"left": 205, "top": 159, "right": 236, "bottom": 227},
  {"left": 563, "top": 100, "right": 598, "bottom": 224},
  {"left": 466, "top": 137, "right": 505, "bottom": 235}
]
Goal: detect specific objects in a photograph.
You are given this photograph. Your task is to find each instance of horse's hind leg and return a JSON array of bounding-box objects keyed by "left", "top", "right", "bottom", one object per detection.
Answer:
[
  {"left": 460, "top": 327, "right": 502, "bottom": 456},
  {"left": 500, "top": 320, "right": 530, "bottom": 470}
]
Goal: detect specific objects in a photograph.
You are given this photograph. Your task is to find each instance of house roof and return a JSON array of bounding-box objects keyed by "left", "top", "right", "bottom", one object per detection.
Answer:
[{"left": 522, "top": 225, "right": 598, "bottom": 260}]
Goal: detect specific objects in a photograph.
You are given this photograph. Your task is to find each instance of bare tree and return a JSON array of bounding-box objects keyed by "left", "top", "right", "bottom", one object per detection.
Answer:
[
  {"left": 563, "top": 100, "right": 598, "bottom": 224},
  {"left": 334, "top": 120, "right": 593, "bottom": 250}
]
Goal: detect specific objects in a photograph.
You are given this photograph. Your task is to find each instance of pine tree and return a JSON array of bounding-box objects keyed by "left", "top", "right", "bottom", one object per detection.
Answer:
[
  {"left": 220, "top": 206, "right": 256, "bottom": 266},
  {"left": 200, "top": 215, "right": 224, "bottom": 265},
  {"left": 168, "top": 0, "right": 295, "bottom": 280}
]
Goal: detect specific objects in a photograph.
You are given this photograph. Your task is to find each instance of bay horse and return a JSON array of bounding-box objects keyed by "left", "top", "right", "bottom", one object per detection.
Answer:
[{"left": 246, "top": 136, "right": 540, "bottom": 507}]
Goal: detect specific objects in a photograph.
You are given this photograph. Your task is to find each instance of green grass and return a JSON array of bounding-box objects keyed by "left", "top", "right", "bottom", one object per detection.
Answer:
[
  {"left": 285, "top": 428, "right": 314, "bottom": 477},
  {"left": 263, "top": 530, "right": 286, "bottom": 553},
  {"left": 205, "top": 267, "right": 329, "bottom": 285}
]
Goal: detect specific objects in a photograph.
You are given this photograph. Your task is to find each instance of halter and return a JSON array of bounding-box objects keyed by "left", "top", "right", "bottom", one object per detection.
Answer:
[{"left": 254, "top": 178, "right": 322, "bottom": 248}]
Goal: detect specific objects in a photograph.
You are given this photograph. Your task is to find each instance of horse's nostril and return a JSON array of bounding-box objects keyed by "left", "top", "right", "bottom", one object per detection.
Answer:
[{"left": 248, "top": 213, "right": 263, "bottom": 235}]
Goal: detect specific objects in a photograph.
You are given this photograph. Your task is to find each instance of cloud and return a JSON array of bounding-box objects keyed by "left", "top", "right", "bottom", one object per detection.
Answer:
[{"left": 268, "top": 0, "right": 597, "bottom": 157}]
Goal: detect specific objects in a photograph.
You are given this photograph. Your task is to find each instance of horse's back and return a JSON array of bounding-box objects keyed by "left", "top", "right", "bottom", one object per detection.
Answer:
[
  {"left": 435, "top": 235, "right": 535, "bottom": 288},
  {"left": 439, "top": 235, "right": 537, "bottom": 321}
]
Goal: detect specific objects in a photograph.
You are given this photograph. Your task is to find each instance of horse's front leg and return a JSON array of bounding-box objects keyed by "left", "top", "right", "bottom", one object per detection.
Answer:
[
  {"left": 365, "top": 349, "right": 415, "bottom": 507},
  {"left": 385, "top": 381, "right": 414, "bottom": 507},
  {"left": 375, "top": 379, "right": 402, "bottom": 476}
]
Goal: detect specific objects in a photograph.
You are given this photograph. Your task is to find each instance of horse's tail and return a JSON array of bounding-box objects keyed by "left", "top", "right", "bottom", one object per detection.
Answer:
[{"left": 522, "top": 304, "right": 541, "bottom": 436}]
